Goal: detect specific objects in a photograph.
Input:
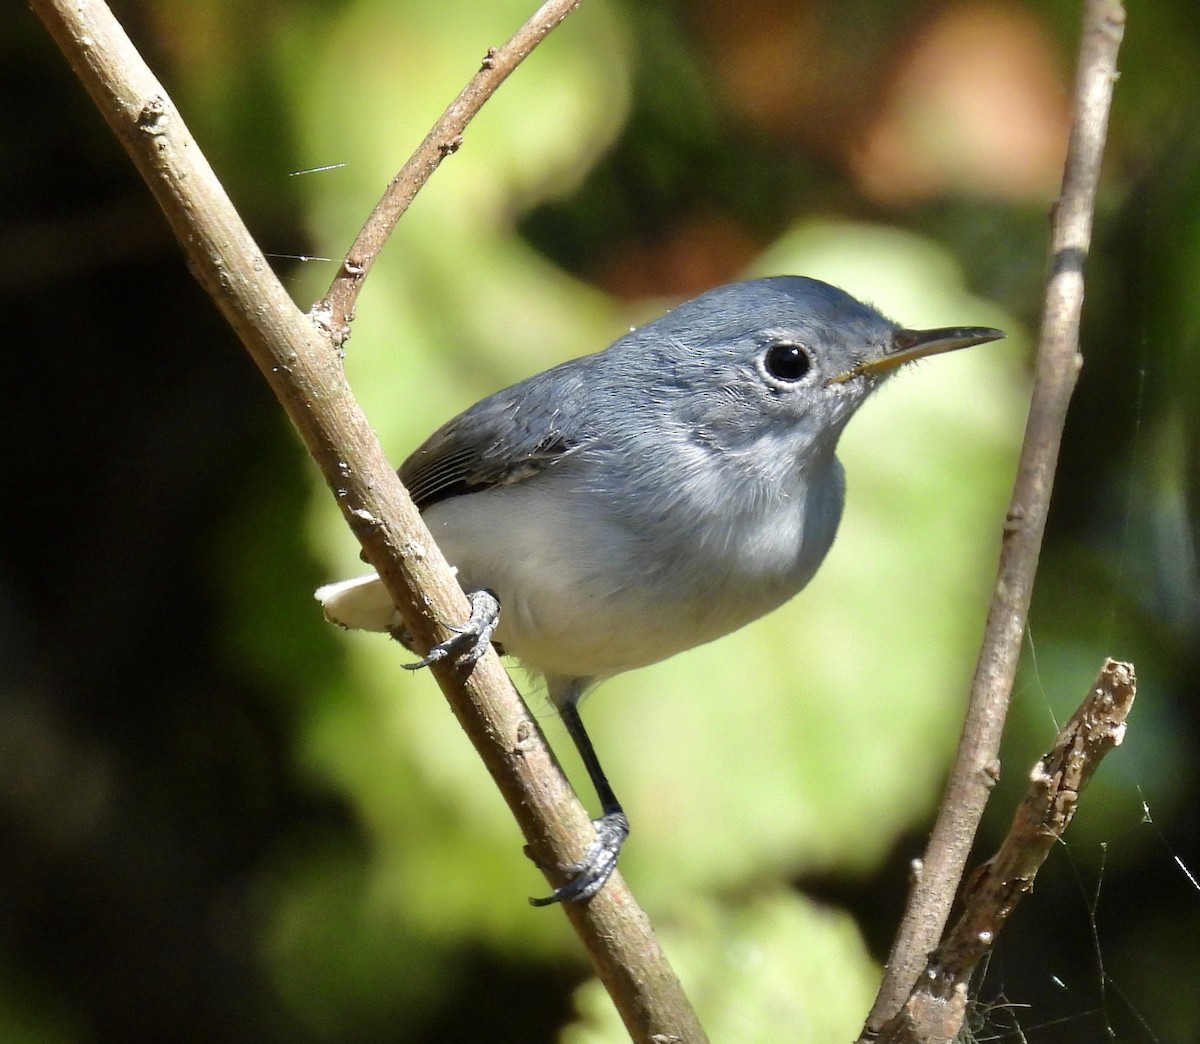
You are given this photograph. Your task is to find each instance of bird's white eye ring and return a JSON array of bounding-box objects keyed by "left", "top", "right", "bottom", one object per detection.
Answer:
[{"left": 761, "top": 341, "right": 814, "bottom": 384}]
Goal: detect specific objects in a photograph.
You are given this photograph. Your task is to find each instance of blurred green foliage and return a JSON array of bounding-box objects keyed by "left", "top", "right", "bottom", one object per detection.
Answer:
[{"left": 4, "top": 0, "right": 1200, "bottom": 1041}]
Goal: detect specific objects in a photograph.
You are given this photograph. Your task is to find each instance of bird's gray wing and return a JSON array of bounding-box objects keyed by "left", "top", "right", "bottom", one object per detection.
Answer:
[{"left": 399, "top": 362, "right": 591, "bottom": 512}]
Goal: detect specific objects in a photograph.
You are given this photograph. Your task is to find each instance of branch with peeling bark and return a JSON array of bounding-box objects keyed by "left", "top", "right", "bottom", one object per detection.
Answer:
[
  {"left": 862, "top": 2, "right": 1127, "bottom": 1037},
  {"left": 875, "top": 659, "right": 1137, "bottom": 1044},
  {"left": 28, "top": 1, "right": 705, "bottom": 1041}
]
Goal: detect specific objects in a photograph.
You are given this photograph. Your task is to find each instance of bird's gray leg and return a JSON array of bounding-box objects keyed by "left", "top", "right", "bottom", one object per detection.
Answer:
[
  {"left": 530, "top": 683, "right": 629, "bottom": 906},
  {"left": 401, "top": 589, "right": 501, "bottom": 671}
]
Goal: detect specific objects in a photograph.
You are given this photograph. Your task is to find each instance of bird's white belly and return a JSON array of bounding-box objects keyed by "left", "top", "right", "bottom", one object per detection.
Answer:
[{"left": 424, "top": 467, "right": 841, "bottom": 681}]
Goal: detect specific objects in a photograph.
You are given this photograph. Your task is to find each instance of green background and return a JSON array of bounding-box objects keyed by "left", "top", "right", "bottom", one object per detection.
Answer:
[{"left": 3, "top": 0, "right": 1198, "bottom": 1040}]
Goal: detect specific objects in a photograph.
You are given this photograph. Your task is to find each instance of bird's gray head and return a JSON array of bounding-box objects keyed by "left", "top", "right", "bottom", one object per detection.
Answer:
[{"left": 591, "top": 275, "right": 1002, "bottom": 476}]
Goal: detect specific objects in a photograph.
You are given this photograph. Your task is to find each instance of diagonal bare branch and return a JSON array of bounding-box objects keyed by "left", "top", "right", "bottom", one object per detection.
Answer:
[
  {"left": 315, "top": 0, "right": 583, "bottom": 343},
  {"left": 29, "top": 1, "right": 705, "bottom": 1040}
]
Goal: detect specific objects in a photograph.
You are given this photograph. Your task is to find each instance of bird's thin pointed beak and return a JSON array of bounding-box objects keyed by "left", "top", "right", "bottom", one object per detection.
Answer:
[{"left": 827, "top": 326, "right": 1006, "bottom": 385}]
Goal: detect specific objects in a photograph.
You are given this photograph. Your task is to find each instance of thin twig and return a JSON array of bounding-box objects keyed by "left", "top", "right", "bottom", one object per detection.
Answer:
[
  {"left": 861, "top": 1, "right": 1127, "bottom": 1036},
  {"left": 875, "top": 659, "right": 1136, "bottom": 1044},
  {"left": 314, "top": 0, "right": 583, "bottom": 344},
  {"left": 29, "top": 1, "right": 707, "bottom": 1040}
]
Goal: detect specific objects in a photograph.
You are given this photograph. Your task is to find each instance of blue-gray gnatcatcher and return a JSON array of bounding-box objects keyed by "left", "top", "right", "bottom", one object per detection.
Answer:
[{"left": 316, "top": 275, "right": 1003, "bottom": 905}]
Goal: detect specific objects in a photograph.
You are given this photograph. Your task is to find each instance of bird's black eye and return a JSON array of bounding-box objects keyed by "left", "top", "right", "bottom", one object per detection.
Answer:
[{"left": 762, "top": 342, "right": 813, "bottom": 383}]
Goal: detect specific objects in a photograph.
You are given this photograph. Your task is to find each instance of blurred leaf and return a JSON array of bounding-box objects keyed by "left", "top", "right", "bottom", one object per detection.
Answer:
[
  {"left": 566, "top": 891, "right": 877, "bottom": 1043},
  {"left": 259, "top": 835, "right": 459, "bottom": 1038}
]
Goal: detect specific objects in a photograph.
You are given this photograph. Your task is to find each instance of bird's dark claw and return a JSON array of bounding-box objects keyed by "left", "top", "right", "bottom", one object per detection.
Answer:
[
  {"left": 403, "top": 589, "right": 500, "bottom": 672},
  {"left": 529, "top": 811, "right": 630, "bottom": 906}
]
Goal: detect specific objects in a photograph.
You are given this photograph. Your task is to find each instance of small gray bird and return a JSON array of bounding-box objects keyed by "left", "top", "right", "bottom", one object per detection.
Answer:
[{"left": 316, "top": 275, "right": 1003, "bottom": 905}]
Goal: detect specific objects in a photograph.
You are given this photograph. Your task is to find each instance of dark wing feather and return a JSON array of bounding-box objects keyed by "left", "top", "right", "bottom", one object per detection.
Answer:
[{"left": 399, "top": 362, "right": 590, "bottom": 512}]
